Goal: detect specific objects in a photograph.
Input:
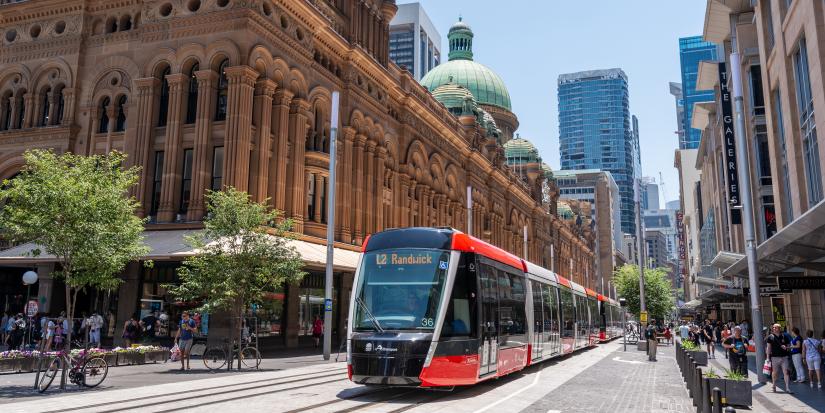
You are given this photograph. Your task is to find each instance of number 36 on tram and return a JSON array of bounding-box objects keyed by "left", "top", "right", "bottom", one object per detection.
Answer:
[{"left": 346, "top": 227, "right": 621, "bottom": 388}]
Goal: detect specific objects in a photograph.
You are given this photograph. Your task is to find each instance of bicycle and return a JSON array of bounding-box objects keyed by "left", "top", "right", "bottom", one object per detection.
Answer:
[
  {"left": 202, "top": 335, "right": 260, "bottom": 371},
  {"left": 37, "top": 349, "right": 109, "bottom": 392}
]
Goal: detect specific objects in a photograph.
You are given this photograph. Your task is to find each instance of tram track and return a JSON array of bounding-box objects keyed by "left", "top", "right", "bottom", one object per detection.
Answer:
[{"left": 45, "top": 367, "right": 347, "bottom": 413}]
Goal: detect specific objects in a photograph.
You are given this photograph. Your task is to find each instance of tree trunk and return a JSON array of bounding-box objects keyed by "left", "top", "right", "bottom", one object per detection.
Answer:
[
  {"left": 237, "top": 300, "right": 245, "bottom": 370},
  {"left": 60, "top": 282, "right": 72, "bottom": 389}
]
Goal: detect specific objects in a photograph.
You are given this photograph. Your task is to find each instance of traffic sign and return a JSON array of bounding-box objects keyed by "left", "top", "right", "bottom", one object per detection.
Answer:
[
  {"left": 639, "top": 311, "right": 648, "bottom": 323},
  {"left": 25, "top": 300, "right": 38, "bottom": 317},
  {"left": 324, "top": 298, "right": 332, "bottom": 312}
]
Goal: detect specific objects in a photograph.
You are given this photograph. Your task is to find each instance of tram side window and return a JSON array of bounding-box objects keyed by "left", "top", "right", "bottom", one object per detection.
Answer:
[
  {"left": 588, "top": 298, "right": 599, "bottom": 335},
  {"left": 498, "top": 269, "right": 526, "bottom": 346},
  {"left": 543, "top": 285, "right": 559, "bottom": 345},
  {"left": 441, "top": 254, "right": 477, "bottom": 337},
  {"left": 559, "top": 288, "right": 575, "bottom": 338},
  {"left": 574, "top": 295, "right": 588, "bottom": 340},
  {"left": 531, "top": 281, "right": 543, "bottom": 336}
]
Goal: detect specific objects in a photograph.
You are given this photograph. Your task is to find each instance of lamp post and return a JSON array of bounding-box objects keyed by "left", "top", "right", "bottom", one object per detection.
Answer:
[
  {"left": 619, "top": 297, "right": 627, "bottom": 352},
  {"left": 22, "top": 270, "right": 38, "bottom": 348}
]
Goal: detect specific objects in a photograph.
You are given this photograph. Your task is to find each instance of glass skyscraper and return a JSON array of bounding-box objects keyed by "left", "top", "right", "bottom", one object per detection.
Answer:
[
  {"left": 679, "top": 36, "right": 717, "bottom": 149},
  {"left": 558, "top": 68, "right": 637, "bottom": 234}
]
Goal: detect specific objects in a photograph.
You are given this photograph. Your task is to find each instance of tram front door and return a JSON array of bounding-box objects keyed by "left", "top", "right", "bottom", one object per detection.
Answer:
[{"left": 478, "top": 261, "right": 498, "bottom": 377}]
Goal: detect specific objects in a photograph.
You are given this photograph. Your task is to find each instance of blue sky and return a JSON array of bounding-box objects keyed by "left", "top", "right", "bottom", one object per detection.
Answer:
[{"left": 402, "top": 1, "right": 708, "bottom": 205}]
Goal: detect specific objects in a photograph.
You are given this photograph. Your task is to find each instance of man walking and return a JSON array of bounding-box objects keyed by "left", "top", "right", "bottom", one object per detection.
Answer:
[
  {"left": 87, "top": 311, "right": 104, "bottom": 347},
  {"left": 722, "top": 326, "right": 748, "bottom": 376},
  {"left": 646, "top": 319, "right": 658, "bottom": 362},
  {"left": 174, "top": 311, "right": 197, "bottom": 371},
  {"left": 767, "top": 323, "right": 793, "bottom": 393},
  {"left": 679, "top": 322, "right": 690, "bottom": 340}
]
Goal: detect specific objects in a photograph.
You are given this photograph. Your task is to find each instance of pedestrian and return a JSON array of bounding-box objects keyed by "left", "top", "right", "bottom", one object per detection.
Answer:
[
  {"left": 174, "top": 311, "right": 196, "bottom": 371},
  {"left": 703, "top": 320, "right": 715, "bottom": 359},
  {"left": 646, "top": 319, "right": 658, "bottom": 361},
  {"left": 740, "top": 320, "right": 750, "bottom": 339},
  {"left": 9, "top": 314, "right": 25, "bottom": 350},
  {"left": 42, "top": 316, "right": 55, "bottom": 351},
  {"left": 122, "top": 314, "right": 140, "bottom": 347},
  {"left": 679, "top": 322, "right": 689, "bottom": 340},
  {"left": 87, "top": 311, "right": 104, "bottom": 347},
  {"left": 767, "top": 323, "right": 793, "bottom": 393},
  {"left": 312, "top": 315, "right": 323, "bottom": 348},
  {"left": 140, "top": 311, "right": 159, "bottom": 344},
  {"left": 802, "top": 330, "right": 822, "bottom": 389},
  {"left": 720, "top": 324, "right": 731, "bottom": 359},
  {"left": 722, "top": 325, "right": 749, "bottom": 376},
  {"left": 0, "top": 311, "right": 8, "bottom": 347},
  {"left": 789, "top": 327, "right": 806, "bottom": 383}
]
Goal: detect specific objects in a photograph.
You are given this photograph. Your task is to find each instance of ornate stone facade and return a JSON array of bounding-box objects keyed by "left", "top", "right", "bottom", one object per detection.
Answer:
[{"left": 0, "top": 0, "right": 594, "bottom": 286}]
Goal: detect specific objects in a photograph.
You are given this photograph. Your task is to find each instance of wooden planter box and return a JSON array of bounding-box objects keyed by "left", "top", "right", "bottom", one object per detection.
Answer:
[
  {"left": 102, "top": 353, "right": 117, "bottom": 366},
  {"left": 117, "top": 352, "right": 144, "bottom": 366},
  {"left": 704, "top": 376, "right": 752, "bottom": 407},
  {"left": 688, "top": 350, "right": 708, "bottom": 366},
  {"left": 144, "top": 350, "right": 169, "bottom": 363},
  {"left": 17, "top": 357, "right": 35, "bottom": 372},
  {"left": 0, "top": 358, "right": 21, "bottom": 372}
]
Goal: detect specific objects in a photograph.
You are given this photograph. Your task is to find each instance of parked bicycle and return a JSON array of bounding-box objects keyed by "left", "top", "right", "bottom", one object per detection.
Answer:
[
  {"left": 202, "top": 334, "right": 260, "bottom": 371},
  {"left": 37, "top": 350, "right": 109, "bottom": 392}
]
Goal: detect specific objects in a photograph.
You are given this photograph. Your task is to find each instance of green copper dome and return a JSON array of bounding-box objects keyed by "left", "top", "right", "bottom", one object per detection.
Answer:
[
  {"left": 420, "top": 18, "right": 512, "bottom": 111},
  {"left": 541, "top": 163, "right": 554, "bottom": 180},
  {"left": 504, "top": 135, "right": 540, "bottom": 165},
  {"left": 557, "top": 201, "right": 574, "bottom": 220}
]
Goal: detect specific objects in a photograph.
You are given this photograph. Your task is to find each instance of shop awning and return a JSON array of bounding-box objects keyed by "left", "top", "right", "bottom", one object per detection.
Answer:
[
  {"left": 682, "top": 299, "right": 702, "bottom": 310},
  {"left": 0, "top": 230, "right": 361, "bottom": 271},
  {"left": 695, "top": 62, "right": 719, "bottom": 93},
  {"left": 723, "top": 200, "right": 825, "bottom": 279},
  {"left": 695, "top": 276, "right": 733, "bottom": 287},
  {"left": 698, "top": 287, "right": 744, "bottom": 307},
  {"left": 711, "top": 251, "right": 745, "bottom": 269}
]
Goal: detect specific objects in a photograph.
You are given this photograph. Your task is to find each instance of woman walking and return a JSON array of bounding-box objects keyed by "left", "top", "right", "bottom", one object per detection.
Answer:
[
  {"left": 790, "top": 327, "right": 805, "bottom": 383},
  {"left": 802, "top": 330, "right": 822, "bottom": 388},
  {"left": 312, "top": 315, "right": 323, "bottom": 348},
  {"left": 121, "top": 314, "right": 140, "bottom": 347}
]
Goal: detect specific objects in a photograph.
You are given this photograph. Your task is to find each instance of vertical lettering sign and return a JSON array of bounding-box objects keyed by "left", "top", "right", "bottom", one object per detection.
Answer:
[
  {"left": 676, "top": 211, "right": 686, "bottom": 281},
  {"left": 718, "top": 62, "right": 740, "bottom": 207}
]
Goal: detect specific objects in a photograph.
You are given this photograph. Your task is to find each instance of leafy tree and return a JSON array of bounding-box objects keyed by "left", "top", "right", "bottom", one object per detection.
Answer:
[
  {"left": 0, "top": 150, "right": 147, "bottom": 356},
  {"left": 167, "top": 187, "right": 305, "bottom": 368},
  {"left": 613, "top": 264, "right": 675, "bottom": 322}
]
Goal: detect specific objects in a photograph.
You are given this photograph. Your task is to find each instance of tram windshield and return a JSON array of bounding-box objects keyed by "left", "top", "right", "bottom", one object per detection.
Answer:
[{"left": 354, "top": 249, "right": 450, "bottom": 331}]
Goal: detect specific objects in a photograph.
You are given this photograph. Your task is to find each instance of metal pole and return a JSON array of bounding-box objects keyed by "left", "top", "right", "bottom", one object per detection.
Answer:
[
  {"left": 25, "top": 284, "right": 31, "bottom": 348},
  {"left": 323, "top": 91, "right": 340, "bottom": 360},
  {"left": 635, "top": 178, "right": 647, "bottom": 315},
  {"left": 550, "top": 244, "right": 555, "bottom": 272},
  {"left": 466, "top": 185, "right": 472, "bottom": 235},
  {"left": 523, "top": 225, "right": 528, "bottom": 260},
  {"left": 623, "top": 309, "right": 626, "bottom": 351},
  {"left": 730, "top": 47, "right": 766, "bottom": 383}
]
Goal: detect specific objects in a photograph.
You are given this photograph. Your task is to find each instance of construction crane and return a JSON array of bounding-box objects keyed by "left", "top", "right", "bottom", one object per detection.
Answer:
[{"left": 659, "top": 171, "right": 669, "bottom": 208}]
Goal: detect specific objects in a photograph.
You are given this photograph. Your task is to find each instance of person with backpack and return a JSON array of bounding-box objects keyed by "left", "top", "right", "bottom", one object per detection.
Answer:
[
  {"left": 121, "top": 314, "right": 140, "bottom": 347},
  {"left": 802, "top": 330, "right": 822, "bottom": 388},
  {"left": 723, "top": 325, "right": 749, "bottom": 376}
]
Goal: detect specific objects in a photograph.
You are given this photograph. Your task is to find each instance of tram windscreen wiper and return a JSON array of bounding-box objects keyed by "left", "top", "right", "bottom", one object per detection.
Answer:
[{"left": 355, "top": 295, "right": 385, "bottom": 333}]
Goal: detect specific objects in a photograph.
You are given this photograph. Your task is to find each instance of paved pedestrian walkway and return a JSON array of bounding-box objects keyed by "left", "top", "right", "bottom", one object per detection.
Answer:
[
  {"left": 707, "top": 345, "right": 825, "bottom": 413},
  {"left": 522, "top": 341, "right": 694, "bottom": 413}
]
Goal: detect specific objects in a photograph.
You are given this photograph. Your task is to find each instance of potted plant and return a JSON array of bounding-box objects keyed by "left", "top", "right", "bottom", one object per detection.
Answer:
[
  {"left": 704, "top": 367, "right": 727, "bottom": 398},
  {"left": 722, "top": 369, "right": 752, "bottom": 407},
  {"left": 682, "top": 340, "right": 708, "bottom": 366}
]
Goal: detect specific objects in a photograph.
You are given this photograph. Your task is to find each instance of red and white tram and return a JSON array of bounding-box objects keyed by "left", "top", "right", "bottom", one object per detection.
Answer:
[{"left": 346, "top": 227, "right": 622, "bottom": 388}]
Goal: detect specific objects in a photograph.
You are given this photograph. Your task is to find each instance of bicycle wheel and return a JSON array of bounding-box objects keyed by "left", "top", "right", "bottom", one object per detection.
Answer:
[
  {"left": 81, "top": 357, "right": 108, "bottom": 388},
  {"left": 239, "top": 346, "right": 261, "bottom": 369},
  {"left": 38, "top": 357, "right": 60, "bottom": 393},
  {"left": 203, "top": 347, "right": 227, "bottom": 370}
]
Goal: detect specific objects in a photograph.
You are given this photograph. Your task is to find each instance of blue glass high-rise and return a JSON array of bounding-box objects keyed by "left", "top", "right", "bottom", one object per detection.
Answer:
[
  {"left": 679, "top": 36, "right": 717, "bottom": 149},
  {"left": 558, "top": 69, "right": 637, "bottom": 234}
]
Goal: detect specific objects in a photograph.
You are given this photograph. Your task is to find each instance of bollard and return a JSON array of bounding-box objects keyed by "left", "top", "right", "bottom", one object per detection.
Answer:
[
  {"left": 693, "top": 366, "right": 702, "bottom": 407},
  {"left": 701, "top": 378, "right": 711, "bottom": 413},
  {"left": 712, "top": 387, "right": 722, "bottom": 413}
]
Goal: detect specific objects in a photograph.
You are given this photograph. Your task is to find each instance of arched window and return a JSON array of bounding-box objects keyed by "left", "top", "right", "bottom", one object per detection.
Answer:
[
  {"left": 185, "top": 63, "right": 199, "bottom": 124},
  {"left": 99, "top": 97, "right": 110, "bottom": 133},
  {"left": 14, "top": 91, "right": 25, "bottom": 129},
  {"left": 105, "top": 17, "right": 118, "bottom": 34},
  {"left": 119, "top": 15, "right": 132, "bottom": 31},
  {"left": 115, "top": 95, "right": 127, "bottom": 132},
  {"left": 215, "top": 59, "right": 229, "bottom": 121},
  {"left": 39, "top": 87, "right": 51, "bottom": 126},
  {"left": 158, "top": 66, "right": 171, "bottom": 127}
]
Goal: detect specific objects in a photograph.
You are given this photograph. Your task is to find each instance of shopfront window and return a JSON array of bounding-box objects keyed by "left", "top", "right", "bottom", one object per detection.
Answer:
[{"left": 248, "top": 289, "right": 285, "bottom": 338}]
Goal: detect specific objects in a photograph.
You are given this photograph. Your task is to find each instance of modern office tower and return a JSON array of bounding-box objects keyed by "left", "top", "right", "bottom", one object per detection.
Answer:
[
  {"left": 670, "top": 82, "right": 685, "bottom": 144},
  {"left": 641, "top": 176, "right": 660, "bottom": 211},
  {"left": 389, "top": 2, "right": 441, "bottom": 81},
  {"left": 558, "top": 68, "right": 637, "bottom": 234},
  {"left": 678, "top": 36, "right": 717, "bottom": 149}
]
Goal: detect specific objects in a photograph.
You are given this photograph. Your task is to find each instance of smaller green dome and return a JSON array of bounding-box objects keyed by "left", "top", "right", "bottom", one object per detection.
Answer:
[
  {"left": 504, "top": 135, "right": 540, "bottom": 165},
  {"left": 557, "top": 201, "right": 574, "bottom": 220},
  {"left": 541, "top": 163, "right": 554, "bottom": 180},
  {"left": 448, "top": 17, "right": 474, "bottom": 61},
  {"left": 432, "top": 80, "right": 476, "bottom": 116}
]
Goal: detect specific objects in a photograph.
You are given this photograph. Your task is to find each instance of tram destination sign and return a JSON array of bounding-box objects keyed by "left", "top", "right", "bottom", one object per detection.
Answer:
[
  {"left": 718, "top": 62, "right": 741, "bottom": 224},
  {"left": 778, "top": 276, "right": 825, "bottom": 290}
]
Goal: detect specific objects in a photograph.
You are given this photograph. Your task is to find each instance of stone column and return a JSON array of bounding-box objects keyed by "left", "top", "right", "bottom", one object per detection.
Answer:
[
  {"left": 314, "top": 173, "right": 324, "bottom": 223},
  {"left": 104, "top": 100, "right": 117, "bottom": 153},
  {"left": 337, "top": 127, "right": 356, "bottom": 241},
  {"left": 250, "top": 79, "right": 276, "bottom": 203},
  {"left": 222, "top": 66, "right": 259, "bottom": 192},
  {"left": 156, "top": 73, "right": 187, "bottom": 223},
  {"left": 47, "top": 91, "right": 58, "bottom": 126},
  {"left": 61, "top": 88, "right": 76, "bottom": 125},
  {"left": 399, "top": 175, "right": 409, "bottom": 227},
  {"left": 88, "top": 107, "right": 100, "bottom": 155},
  {"left": 352, "top": 135, "right": 366, "bottom": 242},
  {"left": 269, "top": 89, "right": 293, "bottom": 212},
  {"left": 364, "top": 141, "right": 376, "bottom": 235},
  {"left": 285, "top": 283, "right": 300, "bottom": 347},
  {"left": 375, "top": 147, "right": 387, "bottom": 232},
  {"left": 0, "top": 97, "right": 8, "bottom": 130},
  {"left": 186, "top": 70, "right": 218, "bottom": 221},
  {"left": 22, "top": 92, "right": 34, "bottom": 128},
  {"left": 129, "top": 78, "right": 159, "bottom": 217},
  {"left": 286, "top": 98, "right": 310, "bottom": 232},
  {"left": 31, "top": 92, "right": 42, "bottom": 127}
]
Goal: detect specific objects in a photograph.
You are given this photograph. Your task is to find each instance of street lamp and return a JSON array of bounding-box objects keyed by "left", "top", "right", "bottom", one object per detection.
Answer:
[
  {"left": 22, "top": 270, "right": 37, "bottom": 348},
  {"left": 619, "top": 297, "right": 627, "bottom": 352}
]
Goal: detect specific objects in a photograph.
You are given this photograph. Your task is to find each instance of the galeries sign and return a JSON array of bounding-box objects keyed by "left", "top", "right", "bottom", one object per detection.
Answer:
[{"left": 778, "top": 277, "right": 825, "bottom": 290}]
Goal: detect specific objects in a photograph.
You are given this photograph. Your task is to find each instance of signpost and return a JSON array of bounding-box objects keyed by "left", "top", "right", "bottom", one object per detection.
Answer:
[
  {"left": 323, "top": 91, "right": 340, "bottom": 361},
  {"left": 25, "top": 300, "right": 38, "bottom": 317},
  {"left": 720, "top": 302, "right": 744, "bottom": 311},
  {"left": 717, "top": 61, "right": 741, "bottom": 224},
  {"left": 639, "top": 311, "right": 648, "bottom": 324}
]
